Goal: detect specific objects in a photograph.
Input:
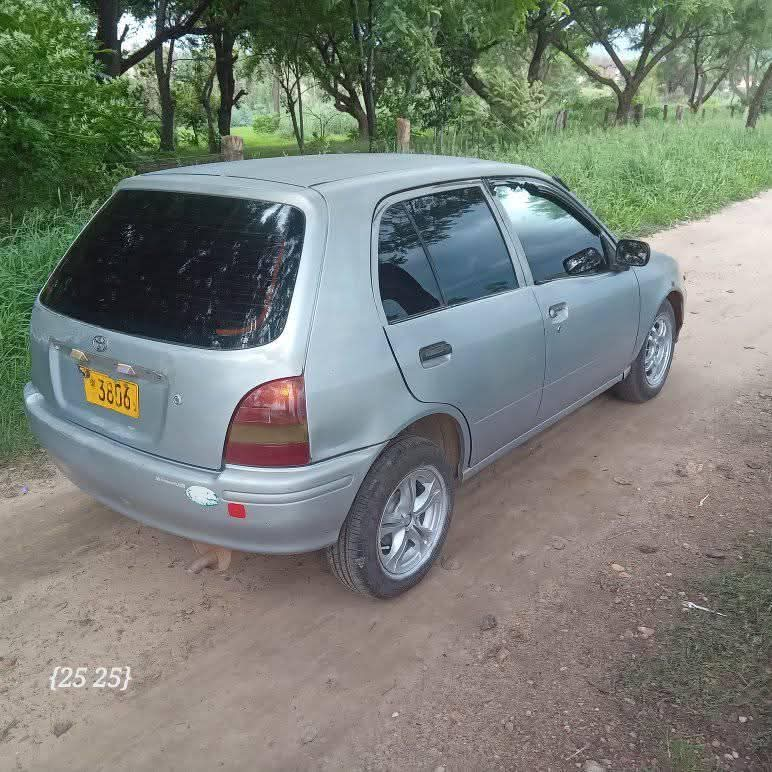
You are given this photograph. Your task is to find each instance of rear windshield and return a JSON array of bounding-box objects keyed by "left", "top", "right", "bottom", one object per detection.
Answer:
[{"left": 40, "top": 190, "right": 305, "bottom": 349}]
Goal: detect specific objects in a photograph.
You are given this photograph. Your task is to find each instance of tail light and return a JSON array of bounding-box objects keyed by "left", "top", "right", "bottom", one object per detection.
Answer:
[{"left": 223, "top": 376, "right": 310, "bottom": 467}]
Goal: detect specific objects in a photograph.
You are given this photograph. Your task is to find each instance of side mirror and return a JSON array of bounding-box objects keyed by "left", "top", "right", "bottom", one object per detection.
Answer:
[
  {"left": 563, "top": 247, "right": 604, "bottom": 276},
  {"left": 615, "top": 238, "right": 650, "bottom": 267}
]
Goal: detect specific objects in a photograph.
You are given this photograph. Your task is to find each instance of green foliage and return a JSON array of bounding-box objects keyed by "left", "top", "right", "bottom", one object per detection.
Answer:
[
  {"left": 252, "top": 113, "right": 281, "bottom": 133},
  {"left": 0, "top": 200, "right": 98, "bottom": 459},
  {"left": 0, "top": 0, "right": 149, "bottom": 212},
  {"left": 475, "top": 66, "right": 545, "bottom": 140}
]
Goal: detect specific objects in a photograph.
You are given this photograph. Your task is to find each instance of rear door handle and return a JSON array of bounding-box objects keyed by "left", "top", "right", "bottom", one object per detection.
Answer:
[
  {"left": 419, "top": 341, "right": 452, "bottom": 367},
  {"left": 548, "top": 302, "right": 569, "bottom": 324}
]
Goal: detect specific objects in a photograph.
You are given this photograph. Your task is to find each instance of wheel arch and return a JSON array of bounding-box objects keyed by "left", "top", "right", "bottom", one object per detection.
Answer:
[
  {"left": 391, "top": 409, "right": 470, "bottom": 480},
  {"left": 667, "top": 289, "right": 684, "bottom": 340}
]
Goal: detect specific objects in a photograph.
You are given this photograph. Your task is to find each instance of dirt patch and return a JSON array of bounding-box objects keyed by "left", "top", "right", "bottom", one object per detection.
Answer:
[
  {"left": 0, "top": 192, "right": 770, "bottom": 771},
  {"left": 0, "top": 449, "right": 57, "bottom": 498}
]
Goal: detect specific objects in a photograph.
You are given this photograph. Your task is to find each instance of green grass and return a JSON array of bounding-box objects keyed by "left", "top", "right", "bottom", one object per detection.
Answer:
[
  {"left": 1, "top": 117, "right": 771, "bottom": 460},
  {"left": 624, "top": 539, "right": 772, "bottom": 768},
  {"left": 0, "top": 201, "right": 98, "bottom": 458}
]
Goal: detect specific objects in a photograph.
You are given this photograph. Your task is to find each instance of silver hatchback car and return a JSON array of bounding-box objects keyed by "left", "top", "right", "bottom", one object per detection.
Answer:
[{"left": 26, "top": 154, "right": 684, "bottom": 597}]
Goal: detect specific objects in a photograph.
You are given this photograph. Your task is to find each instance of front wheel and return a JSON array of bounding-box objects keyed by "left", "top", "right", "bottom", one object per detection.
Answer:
[
  {"left": 614, "top": 299, "right": 676, "bottom": 403},
  {"left": 326, "top": 435, "right": 454, "bottom": 598}
]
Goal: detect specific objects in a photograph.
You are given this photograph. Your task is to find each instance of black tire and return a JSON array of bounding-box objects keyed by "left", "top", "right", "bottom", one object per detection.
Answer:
[
  {"left": 326, "top": 435, "right": 455, "bottom": 598},
  {"left": 613, "top": 299, "right": 676, "bottom": 403}
]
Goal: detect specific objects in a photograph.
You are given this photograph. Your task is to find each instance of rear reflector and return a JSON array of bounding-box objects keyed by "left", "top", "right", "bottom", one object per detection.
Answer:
[
  {"left": 223, "top": 376, "right": 310, "bottom": 467},
  {"left": 227, "top": 502, "right": 246, "bottom": 519}
]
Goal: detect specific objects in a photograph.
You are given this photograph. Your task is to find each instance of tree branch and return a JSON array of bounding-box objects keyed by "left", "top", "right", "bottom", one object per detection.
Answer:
[
  {"left": 120, "top": 0, "right": 213, "bottom": 74},
  {"left": 554, "top": 40, "right": 622, "bottom": 95}
]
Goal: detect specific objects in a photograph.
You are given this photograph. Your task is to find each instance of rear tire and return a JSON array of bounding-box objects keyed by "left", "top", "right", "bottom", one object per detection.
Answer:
[
  {"left": 327, "top": 435, "right": 454, "bottom": 598},
  {"left": 614, "top": 299, "right": 676, "bottom": 403}
]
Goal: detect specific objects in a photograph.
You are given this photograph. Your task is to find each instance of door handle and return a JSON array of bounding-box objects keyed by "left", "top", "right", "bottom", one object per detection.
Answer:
[
  {"left": 419, "top": 341, "right": 452, "bottom": 366},
  {"left": 548, "top": 302, "right": 569, "bottom": 324}
]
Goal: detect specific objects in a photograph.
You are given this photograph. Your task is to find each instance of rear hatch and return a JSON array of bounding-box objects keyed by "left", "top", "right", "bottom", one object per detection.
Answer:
[{"left": 31, "top": 184, "right": 316, "bottom": 470}]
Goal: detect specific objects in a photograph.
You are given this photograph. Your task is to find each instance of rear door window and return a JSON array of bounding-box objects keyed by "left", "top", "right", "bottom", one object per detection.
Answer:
[
  {"left": 40, "top": 190, "right": 305, "bottom": 349},
  {"left": 407, "top": 187, "right": 517, "bottom": 305}
]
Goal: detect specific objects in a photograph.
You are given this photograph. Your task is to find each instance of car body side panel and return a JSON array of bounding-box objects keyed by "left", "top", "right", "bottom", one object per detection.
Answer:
[
  {"left": 632, "top": 250, "right": 686, "bottom": 355},
  {"left": 302, "top": 185, "right": 473, "bottom": 465}
]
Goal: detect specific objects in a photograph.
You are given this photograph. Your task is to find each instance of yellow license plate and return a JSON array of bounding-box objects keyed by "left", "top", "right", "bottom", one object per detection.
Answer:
[{"left": 83, "top": 369, "right": 140, "bottom": 419}]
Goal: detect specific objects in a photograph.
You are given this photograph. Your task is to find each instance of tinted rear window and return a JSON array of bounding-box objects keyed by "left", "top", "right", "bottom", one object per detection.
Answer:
[{"left": 40, "top": 190, "right": 305, "bottom": 349}]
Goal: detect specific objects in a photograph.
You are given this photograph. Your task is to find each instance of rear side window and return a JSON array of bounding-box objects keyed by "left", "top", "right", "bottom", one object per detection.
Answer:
[
  {"left": 377, "top": 203, "right": 443, "bottom": 322},
  {"left": 40, "top": 190, "right": 305, "bottom": 349},
  {"left": 408, "top": 187, "right": 517, "bottom": 306}
]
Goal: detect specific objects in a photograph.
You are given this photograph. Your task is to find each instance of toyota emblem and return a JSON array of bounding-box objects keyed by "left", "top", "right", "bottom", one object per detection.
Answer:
[{"left": 92, "top": 335, "right": 108, "bottom": 353}]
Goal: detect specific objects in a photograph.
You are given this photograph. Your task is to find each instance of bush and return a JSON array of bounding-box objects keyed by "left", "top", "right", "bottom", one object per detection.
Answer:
[
  {"left": 252, "top": 113, "right": 281, "bottom": 134},
  {"left": 0, "top": 0, "right": 148, "bottom": 213}
]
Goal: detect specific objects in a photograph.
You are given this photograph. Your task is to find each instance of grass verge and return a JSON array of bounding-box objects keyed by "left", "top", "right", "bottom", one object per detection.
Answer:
[
  {"left": 1, "top": 117, "right": 771, "bottom": 460},
  {"left": 0, "top": 202, "right": 98, "bottom": 458},
  {"left": 624, "top": 539, "right": 772, "bottom": 770}
]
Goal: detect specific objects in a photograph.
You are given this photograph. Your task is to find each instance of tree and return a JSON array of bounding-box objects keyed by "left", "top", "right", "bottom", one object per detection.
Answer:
[
  {"left": 525, "top": 1, "right": 574, "bottom": 84},
  {"left": 261, "top": 0, "right": 438, "bottom": 143},
  {"left": 554, "top": 0, "right": 719, "bottom": 123},
  {"left": 0, "top": 0, "right": 148, "bottom": 207},
  {"left": 740, "top": 0, "right": 772, "bottom": 127},
  {"left": 746, "top": 60, "right": 772, "bottom": 126},
  {"left": 197, "top": 0, "right": 256, "bottom": 138},
  {"left": 245, "top": 15, "right": 308, "bottom": 151},
  {"left": 685, "top": 28, "right": 740, "bottom": 112},
  {"left": 153, "top": 0, "right": 176, "bottom": 150},
  {"left": 90, "top": 0, "right": 212, "bottom": 76},
  {"left": 176, "top": 43, "right": 218, "bottom": 149},
  {"left": 684, "top": 0, "right": 760, "bottom": 112}
]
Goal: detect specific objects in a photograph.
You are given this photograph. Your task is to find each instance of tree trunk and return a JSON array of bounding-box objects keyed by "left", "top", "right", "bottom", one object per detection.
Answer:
[
  {"left": 615, "top": 88, "right": 636, "bottom": 124},
  {"left": 95, "top": 0, "right": 122, "bottom": 77},
  {"left": 212, "top": 27, "right": 237, "bottom": 137},
  {"left": 154, "top": 1, "right": 175, "bottom": 152},
  {"left": 746, "top": 62, "right": 772, "bottom": 129},
  {"left": 156, "top": 48, "right": 175, "bottom": 151},
  {"left": 296, "top": 73, "right": 304, "bottom": 152},
  {"left": 528, "top": 28, "right": 550, "bottom": 84},
  {"left": 354, "top": 106, "right": 369, "bottom": 140},
  {"left": 272, "top": 73, "right": 281, "bottom": 113},
  {"left": 201, "top": 66, "right": 218, "bottom": 153}
]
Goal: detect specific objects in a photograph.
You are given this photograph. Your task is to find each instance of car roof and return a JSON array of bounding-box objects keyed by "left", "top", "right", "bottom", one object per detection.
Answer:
[{"left": 141, "top": 153, "right": 548, "bottom": 191}]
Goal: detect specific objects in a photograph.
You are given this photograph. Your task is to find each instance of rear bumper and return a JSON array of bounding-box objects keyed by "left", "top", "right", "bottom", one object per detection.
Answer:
[{"left": 25, "top": 383, "right": 383, "bottom": 554}]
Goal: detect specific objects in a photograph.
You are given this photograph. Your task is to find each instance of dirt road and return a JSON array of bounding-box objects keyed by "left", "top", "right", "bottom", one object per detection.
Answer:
[{"left": 1, "top": 193, "right": 770, "bottom": 772}]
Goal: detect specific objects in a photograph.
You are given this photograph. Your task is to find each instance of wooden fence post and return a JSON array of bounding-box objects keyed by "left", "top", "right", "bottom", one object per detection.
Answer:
[
  {"left": 221, "top": 135, "right": 244, "bottom": 161},
  {"left": 554, "top": 109, "right": 569, "bottom": 131},
  {"left": 730, "top": 104, "right": 736, "bottom": 117},
  {"left": 396, "top": 117, "right": 411, "bottom": 152},
  {"left": 603, "top": 108, "right": 614, "bottom": 127},
  {"left": 662, "top": 104, "right": 668, "bottom": 121},
  {"left": 675, "top": 105, "right": 684, "bottom": 123},
  {"left": 633, "top": 104, "right": 644, "bottom": 125}
]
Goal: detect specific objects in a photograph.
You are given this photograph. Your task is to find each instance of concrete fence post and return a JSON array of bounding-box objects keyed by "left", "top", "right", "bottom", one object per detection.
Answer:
[
  {"left": 675, "top": 105, "right": 684, "bottom": 122},
  {"left": 662, "top": 104, "right": 668, "bottom": 121},
  {"left": 221, "top": 135, "right": 244, "bottom": 161}
]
